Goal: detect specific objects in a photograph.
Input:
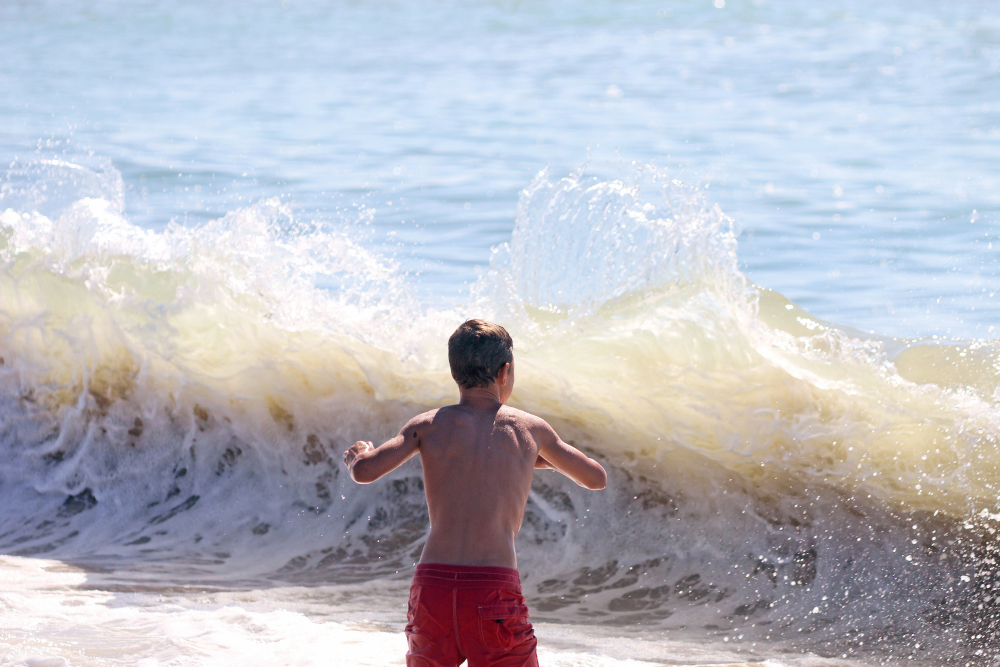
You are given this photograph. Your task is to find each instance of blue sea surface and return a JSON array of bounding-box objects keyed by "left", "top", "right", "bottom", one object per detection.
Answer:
[{"left": 2, "top": 0, "right": 999, "bottom": 337}]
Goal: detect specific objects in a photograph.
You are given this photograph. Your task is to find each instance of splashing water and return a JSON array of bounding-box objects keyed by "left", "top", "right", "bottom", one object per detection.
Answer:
[{"left": 1, "top": 161, "right": 999, "bottom": 665}]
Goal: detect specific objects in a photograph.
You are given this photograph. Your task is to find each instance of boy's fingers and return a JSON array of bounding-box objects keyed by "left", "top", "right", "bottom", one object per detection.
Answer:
[{"left": 343, "top": 441, "right": 374, "bottom": 465}]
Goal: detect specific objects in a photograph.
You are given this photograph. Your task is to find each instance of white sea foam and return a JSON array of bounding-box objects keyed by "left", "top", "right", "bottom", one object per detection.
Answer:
[
  {"left": 0, "top": 556, "right": 849, "bottom": 667},
  {"left": 0, "top": 162, "right": 998, "bottom": 663}
]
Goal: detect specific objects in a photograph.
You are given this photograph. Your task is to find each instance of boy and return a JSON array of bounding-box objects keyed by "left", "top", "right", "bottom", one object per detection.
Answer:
[{"left": 343, "top": 319, "right": 607, "bottom": 667}]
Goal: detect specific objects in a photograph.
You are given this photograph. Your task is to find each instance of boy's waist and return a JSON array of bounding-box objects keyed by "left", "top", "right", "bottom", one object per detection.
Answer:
[{"left": 412, "top": 563, "right": 522, "bottom": 591}]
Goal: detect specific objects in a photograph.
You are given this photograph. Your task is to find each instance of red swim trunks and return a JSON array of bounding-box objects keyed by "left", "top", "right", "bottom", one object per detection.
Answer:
[{"left": 405, "top": 563, "right": 538, "bottom": 667}]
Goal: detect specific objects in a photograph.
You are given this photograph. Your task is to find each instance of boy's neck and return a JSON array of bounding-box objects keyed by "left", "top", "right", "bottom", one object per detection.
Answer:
[{"left": 458, "top": 385, "right": 504, "bottom": 408}]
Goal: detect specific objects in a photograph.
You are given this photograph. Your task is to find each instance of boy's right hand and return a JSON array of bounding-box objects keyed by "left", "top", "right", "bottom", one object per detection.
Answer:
[{"left": 343, "top": 440, "right": 375, "bottom": 470}]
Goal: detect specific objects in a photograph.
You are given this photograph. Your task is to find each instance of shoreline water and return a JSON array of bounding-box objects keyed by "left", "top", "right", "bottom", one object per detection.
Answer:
[{"left": 0, "top": 556, "right": 876, "bottom": 667}]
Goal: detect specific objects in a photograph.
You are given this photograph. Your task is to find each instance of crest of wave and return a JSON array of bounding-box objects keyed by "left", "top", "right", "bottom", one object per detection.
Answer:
[
  {"left": 0, "top": 159, "right": 408, "bottom": 342},
  {"left": 472, "top": 165, "right": 756, "bottom": 330}
]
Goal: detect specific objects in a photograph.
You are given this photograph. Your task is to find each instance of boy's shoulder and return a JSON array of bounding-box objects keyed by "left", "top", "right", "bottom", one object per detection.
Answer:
[
  {"left": 406, "top": 404, "right": 552, "bottom": 435},
  {"left": 404, "top": 407, "right": 445, "bottom": 430},
  {"left": 403, "top": 405, "right": 467, "bottom": 432},
  {"left": 497, "top": 405, "right": 553, "bottom": 432}
]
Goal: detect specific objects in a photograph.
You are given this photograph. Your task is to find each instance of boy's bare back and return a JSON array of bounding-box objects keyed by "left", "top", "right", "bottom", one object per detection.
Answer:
[
  {"left": 400, "top": 400, "right": 541, "bottom": 567},
  {"left": 344, "top": 320, "right": 605, "bottom": 665},
  {"left": 344, "top": 362, "right": 606, "bottom": 569}
]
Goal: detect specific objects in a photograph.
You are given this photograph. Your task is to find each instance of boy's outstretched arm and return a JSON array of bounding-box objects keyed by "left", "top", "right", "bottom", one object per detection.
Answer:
[
  {"left": 534, "top": 420, "right": 607, "bottom": 490},
  {"left": 344, "top": 415, "right": 425, "bottom": 484}
]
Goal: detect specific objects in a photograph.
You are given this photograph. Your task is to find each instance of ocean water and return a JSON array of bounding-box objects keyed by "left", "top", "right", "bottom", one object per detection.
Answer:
[{"left": 1, "top": 1, "right": 1000, "bottom": 666}]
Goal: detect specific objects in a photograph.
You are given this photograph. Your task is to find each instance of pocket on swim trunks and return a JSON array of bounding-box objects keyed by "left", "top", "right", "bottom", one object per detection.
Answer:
[{"left": 478, "top": 603, "right": 529, "bottom": 652}]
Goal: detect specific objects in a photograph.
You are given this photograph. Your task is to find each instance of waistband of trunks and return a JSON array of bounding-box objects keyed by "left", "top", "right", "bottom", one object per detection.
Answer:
[{"left": 412, "top": 563, "right": 523, "bottom": 591}]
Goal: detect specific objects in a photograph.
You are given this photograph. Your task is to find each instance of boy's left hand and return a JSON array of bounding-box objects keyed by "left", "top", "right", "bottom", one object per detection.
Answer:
[{"left": 344, "top": 440, "right": 375, "bottom": 469}]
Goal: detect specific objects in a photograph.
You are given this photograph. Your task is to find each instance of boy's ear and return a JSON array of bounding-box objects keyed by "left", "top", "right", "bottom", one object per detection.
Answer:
[{"left": 496, "top": 362, "right": 511, "bottom": 386}]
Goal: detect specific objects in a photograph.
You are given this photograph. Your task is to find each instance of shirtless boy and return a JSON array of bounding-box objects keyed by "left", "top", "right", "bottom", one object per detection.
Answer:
[{"left": 343, "top": 319, "right": 607, "bottom": 667}]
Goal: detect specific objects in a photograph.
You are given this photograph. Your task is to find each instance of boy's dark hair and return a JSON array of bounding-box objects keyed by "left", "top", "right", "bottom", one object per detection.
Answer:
[{"left": 448, "top": 319, "right": 514, "bottom": 389}]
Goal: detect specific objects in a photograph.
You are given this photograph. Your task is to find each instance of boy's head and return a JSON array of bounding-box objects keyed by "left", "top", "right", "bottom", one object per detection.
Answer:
[{"left": 448, "top": 319, "right": 514, "bottom": 389}]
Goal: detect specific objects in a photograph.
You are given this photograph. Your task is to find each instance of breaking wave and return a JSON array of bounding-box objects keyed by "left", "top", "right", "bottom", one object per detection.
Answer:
[{"left": 1, "top": 160, "right": 999, "bottom": 663}]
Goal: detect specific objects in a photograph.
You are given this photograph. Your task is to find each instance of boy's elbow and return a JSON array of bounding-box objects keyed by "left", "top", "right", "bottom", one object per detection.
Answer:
[{"left": 350, "top": 462, "right": 377, "bottom": 484}]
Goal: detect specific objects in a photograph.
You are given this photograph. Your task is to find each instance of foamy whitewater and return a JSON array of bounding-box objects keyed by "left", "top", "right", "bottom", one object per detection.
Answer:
[{"left": 2, "top": 1, "right": 1000, "bottom": 666}]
